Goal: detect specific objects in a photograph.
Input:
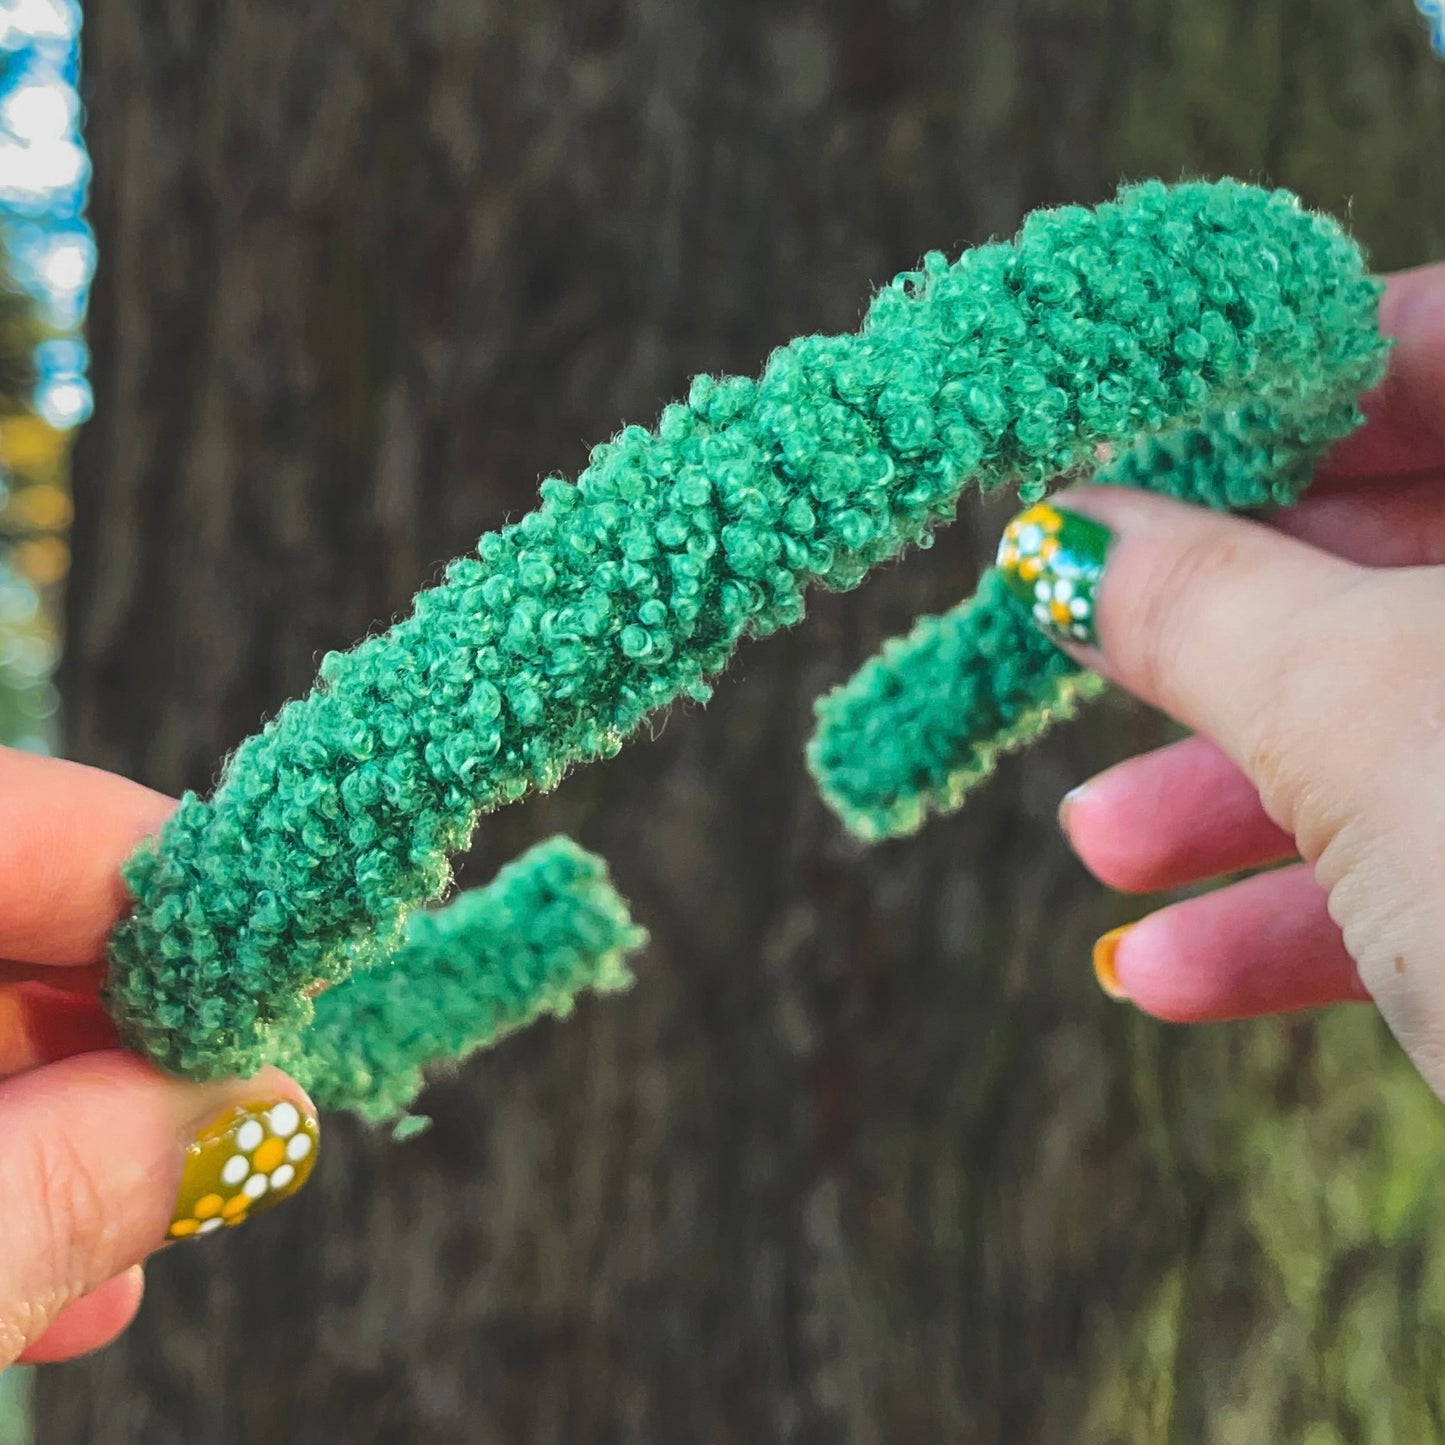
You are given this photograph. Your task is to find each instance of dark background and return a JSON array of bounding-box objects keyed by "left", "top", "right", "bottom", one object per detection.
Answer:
[{"left": 36, "top": 2, "right": 1445, "bottom": 1441}]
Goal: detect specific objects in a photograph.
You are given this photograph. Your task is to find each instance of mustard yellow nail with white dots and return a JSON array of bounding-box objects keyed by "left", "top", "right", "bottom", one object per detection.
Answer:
[{"left": 168, "top": 1098, "right": 318, "bottom": 1240}]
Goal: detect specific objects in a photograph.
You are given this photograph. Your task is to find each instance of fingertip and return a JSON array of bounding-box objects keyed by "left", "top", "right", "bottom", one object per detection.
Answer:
[
  {"left": 1088, "top": 865, "right": 1370, "bottom": 1024},
  {"left": 1059, "top": 736, "right": 1297, "bottom": 895},
  {"left": 1094, "top": 910, "right": 1185, "bottom": 1019},
  {"left": 0, "top": 1051, "right": 319, "bottom": 1318},
  {"left": 1059, "top": 776, "right": 1165, "bottom": 894},
  {"left": 1091, "top": 906, "right": 1225, "bottom": 1021}
]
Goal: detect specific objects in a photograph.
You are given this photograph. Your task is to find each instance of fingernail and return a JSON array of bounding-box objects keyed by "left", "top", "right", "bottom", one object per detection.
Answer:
[
  {"left": 996, "top": 501, "right": 1114, "bottom": 647},
  {"left": 168, "top": 1098, "right": 318, "bottom": 1241},
  {"left": 1058, "top": 784, "right": 1086, "bottom": 845},
  {"left": 1093, "top": 925, "right": 1133, "bottom": 1001}
]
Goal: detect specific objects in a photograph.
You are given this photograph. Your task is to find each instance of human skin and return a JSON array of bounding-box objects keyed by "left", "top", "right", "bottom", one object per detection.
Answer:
[
  {"left": 0, "top": 749, "right": 313, "bottom": 1369},
  {"left": 1054, "top": 263, "right": 1445, "bottom": 1095}
]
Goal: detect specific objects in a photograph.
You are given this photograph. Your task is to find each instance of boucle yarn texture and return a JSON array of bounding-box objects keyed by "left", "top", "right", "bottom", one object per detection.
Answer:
[
  {"left": 103, "top": 179, "right": 1386, "bottom": 1116},
  {"left": 808, "top": 386, "right": 1388, "bottom": 837},
  {"left": 281, "top": 838, "right": 642, "bottom": 1125}
]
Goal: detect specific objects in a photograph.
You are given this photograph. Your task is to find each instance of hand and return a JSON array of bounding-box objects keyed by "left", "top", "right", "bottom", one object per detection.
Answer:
[
  {"left": 1018, "top": 262, "right": 1445, "bottom": 1094},
  {"left": 0, "top": 749, "right": 318, "bottom": 1369}
]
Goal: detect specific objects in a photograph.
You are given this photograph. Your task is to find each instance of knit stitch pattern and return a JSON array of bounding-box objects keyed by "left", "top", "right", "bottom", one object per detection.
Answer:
[
  {"left": 104, "top": 178, "right": 1385, "bottom": 1091},
  {"left": 281, "top": 837, "right": 642, "bottom": 1125}
]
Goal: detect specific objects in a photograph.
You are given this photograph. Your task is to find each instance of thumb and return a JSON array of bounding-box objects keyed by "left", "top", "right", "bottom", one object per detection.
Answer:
[
  {"left": 1000, "top": 488, "right": 1399, "bottom": 857},
  {"left": 0, "top": 1051, "right": 318, "bottom": 1367}
]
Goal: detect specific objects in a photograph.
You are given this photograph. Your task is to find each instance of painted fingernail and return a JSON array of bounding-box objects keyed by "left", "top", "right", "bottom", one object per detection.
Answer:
[
  {"left": 1092, "top": 925, "right": 1133, "bottom": 1001},
  {"left": 996, "top": 501, "right": 1114, "bottom": 647},
  {"left": 168, "top": 1098, "right": 318, "bottom": 1241}
]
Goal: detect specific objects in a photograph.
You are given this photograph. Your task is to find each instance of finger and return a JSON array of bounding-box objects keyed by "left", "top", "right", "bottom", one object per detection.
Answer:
[
  {"left": 1016, "top": 488, "right": 1412, "bottom": 858},
  {"left": 1315, "top": 262, "right": 1445, "bottom": 485},
  {"left": 1270, "top": 471, "right": 1445, "bottom": 568},
  {"left": 0, "top": 1051, "right": 319, "bottom": 1368},
  {"left": 0, "top": 961, "right": 103, "bottom": 992},
  {"left": 16, "top": 1266, "right": 144, "bottom": 1365},
  {"left": 1060, "top": 733, "right": 1294, "bottom": 893},
  {"left": 1092, "top": 863, "right": 1370, "bottom": 1021},
  {"left": 0, "top": 748, "right": 174, "bottom": 966},
  {"left": 999, "top": 494, "right": 1445, "bottom": 1098},
  {"left": 0, "top": 986, "right": 119, "bottom": 1078}
]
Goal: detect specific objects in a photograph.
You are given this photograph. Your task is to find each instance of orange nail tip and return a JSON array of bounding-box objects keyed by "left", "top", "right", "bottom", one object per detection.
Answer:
[
  {"left": 169, "top": 1098, "right": 318, "bottom": 1242},
  {"left": 1092, "top": 925, "right": 1133, "bottom": 1001}
]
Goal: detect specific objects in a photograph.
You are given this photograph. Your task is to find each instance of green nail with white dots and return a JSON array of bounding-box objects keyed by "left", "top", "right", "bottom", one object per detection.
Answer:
[{"left": 995, "top": 501, "right": 1114, "bottom": 648}]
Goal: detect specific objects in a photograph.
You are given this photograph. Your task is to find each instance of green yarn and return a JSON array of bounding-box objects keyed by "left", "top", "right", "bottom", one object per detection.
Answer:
[
  {"left": 281, "top": 837, "right": 642, "bottom": 1128},
  {"left": 809, "top": 571, "right": 1109, "bottom": 841},
  {"left": 102, "top": 177, "right": 1387, "bottom": 1104}
]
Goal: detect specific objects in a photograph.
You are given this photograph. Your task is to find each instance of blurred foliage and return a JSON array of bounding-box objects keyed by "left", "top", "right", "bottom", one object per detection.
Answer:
[
  {"left": 0, "top": 291, "right": 67, "bottom": 752},
  {"left": 1106, "top": 0, "right": 1444, "bottom": 268},
  {"left": 1078, "top": 1007, "right": 1445, "bottom": 1442},
  {"left": 0, "top": 0, "right": 88, "bottom": 756},
  {"left": 0, "top": 1370, "right": 29, "bottom": 1445},
  {"left": 0, "top": 262, "right": 37, "bottom": 411}
]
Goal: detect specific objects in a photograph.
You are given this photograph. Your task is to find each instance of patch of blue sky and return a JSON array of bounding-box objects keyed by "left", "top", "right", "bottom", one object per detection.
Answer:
[
  {"left": 1420, "top": 0, "right": 1445, "bottom": 56},
  {"left": 0, "top": 0, "right": 90, "bottom": 427}
]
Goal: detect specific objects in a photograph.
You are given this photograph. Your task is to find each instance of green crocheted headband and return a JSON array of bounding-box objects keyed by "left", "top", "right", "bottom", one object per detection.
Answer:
[{"left": 102, "top": 178, "right": 1387, "bottom": 1126}]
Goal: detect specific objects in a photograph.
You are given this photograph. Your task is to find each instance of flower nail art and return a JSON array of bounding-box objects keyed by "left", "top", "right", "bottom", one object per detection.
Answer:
[
  {"left": 169, "top": 1098, "right": 318, "bottom": 1240},
  {"left": 996, "top": 501, "right": 1113, "bottom": 647}
]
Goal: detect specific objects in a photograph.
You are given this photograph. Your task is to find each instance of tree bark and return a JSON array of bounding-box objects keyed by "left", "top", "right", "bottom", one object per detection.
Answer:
[{"left": 42, "top": 1, "right": 1445, "bottom": 1441}]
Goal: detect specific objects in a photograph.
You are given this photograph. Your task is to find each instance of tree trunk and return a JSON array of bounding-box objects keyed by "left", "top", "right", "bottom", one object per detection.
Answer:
[{"left": 41, "top": 2, "right": 1445, "bottom": 1441}]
